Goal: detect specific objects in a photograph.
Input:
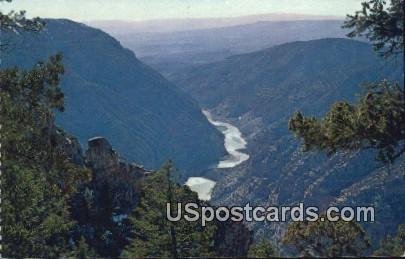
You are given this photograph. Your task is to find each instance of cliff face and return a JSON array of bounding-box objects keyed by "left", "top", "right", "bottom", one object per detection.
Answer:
[
  {"left": 1, "top": 18, "right": 225, "bottom": 173},
  {"left": 61, "top": 135, "right": 149, "bottom": 213},
  {"left": 66, "top": 136, "right": 150, "bottom": 256},
  {"left": 84, "top": 137, "right": 150, "bottom": 215},
  {"left": 214, "top": 221, "right": 253, "bottom": 257}
]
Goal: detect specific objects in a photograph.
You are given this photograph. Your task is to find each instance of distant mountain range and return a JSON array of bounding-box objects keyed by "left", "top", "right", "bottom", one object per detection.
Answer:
[
  {"left": 170, "top": 38, "right": 404, "bottom": 247},
  {"left": 0, "top": 19, "right": 225, "bottom": 172},
  {"left": 107, "top": 20, "right": 352, "bottom": 77},
  {"left": 86, "top": 13, "right": 343, "bottom": 35}
]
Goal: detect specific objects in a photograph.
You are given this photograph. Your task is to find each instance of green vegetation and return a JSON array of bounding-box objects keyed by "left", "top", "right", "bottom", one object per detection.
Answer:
[
  {"left": 343, "top": 0, "right": 404, "bottom": 56},
  {"left": 0, "top": 10, "right": 244, "bottom": 252},
  {"left": 289, "top": 0, "right": 404, "bottom": 164},
  {"left": 0, "top": 2, "right": 92, "bottom": 256},
  {"left": 0, "top": 54, "right": 92, "bottom": 257},
  {"left": 1, "top": 0, "right": 403, "bottom": 257},
  {"left": 0, "top": 54, "right": 225, "bottom": 257},
  {"left": 0, "top": 0, "right": 43, "bottom": 51},
  {"left": 289, "top": 80, "right": 405, "bottom": 163},
  {"left": 122, "top": 162, "right": 216, "bottom": 258},
  {"left": 283, "top": 219, "right": 370, "bottom": 257},
  {"left": 0, "top": 4, "right": 42, "bottom": 31},
  {"left": 248, "top": 239, "right": 278, "bottom": 258},
  {"left": 287, "top": 1, "right": 404, "bottom": 257}
]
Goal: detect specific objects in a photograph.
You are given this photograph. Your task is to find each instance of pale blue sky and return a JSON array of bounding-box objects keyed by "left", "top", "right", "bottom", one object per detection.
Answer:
[{"left": 2, "top": 0, "right": 363, "bottom": 21}]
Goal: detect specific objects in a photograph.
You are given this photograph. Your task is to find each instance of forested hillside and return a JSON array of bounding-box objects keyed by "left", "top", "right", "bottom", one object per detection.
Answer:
[{"left": 0, "top": 19, "right": 225, "bottom": 173}]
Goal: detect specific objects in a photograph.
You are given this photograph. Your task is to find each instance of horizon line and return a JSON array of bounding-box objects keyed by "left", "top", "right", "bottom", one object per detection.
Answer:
[{"left": 81, "top": 12, "right": 345, "bottom": 24}]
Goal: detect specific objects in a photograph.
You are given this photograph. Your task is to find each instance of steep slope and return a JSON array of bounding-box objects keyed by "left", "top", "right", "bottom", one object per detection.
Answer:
[
  {"left": 171, "top": 38, "right": 404, "bottom": 246},
  {"left": 174, "top": 38, "right": 402, "bottom": 119},
  {"left": 1, "top": 19, "right": 225, "bottom": 172}
]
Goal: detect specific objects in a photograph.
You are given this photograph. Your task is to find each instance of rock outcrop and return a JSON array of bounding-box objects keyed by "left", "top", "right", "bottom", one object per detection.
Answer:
[
  {"left": 214, "top": 221, "right": 253, "bottom": 257},
  {"left": 70, "top": 137, "right": 151, "bottom": 256},
  {"left": 84, "top": 136, "right": 151, "bottom": 217},
  {"left": 86, "top": 136, "right": 150, "bottom": 184}
]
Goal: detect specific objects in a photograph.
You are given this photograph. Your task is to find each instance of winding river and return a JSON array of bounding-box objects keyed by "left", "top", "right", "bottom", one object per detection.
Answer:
[
  {"left": 185, "top": 110, "right": 250, "bottom": 201},
  {"left": 203, "top": 110, "right": 250, "bottom": 168}
]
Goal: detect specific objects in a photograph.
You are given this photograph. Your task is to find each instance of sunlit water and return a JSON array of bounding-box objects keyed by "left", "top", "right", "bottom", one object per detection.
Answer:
[
  {"left": 202, "top": 110, "right": 250, "bottom": 168},
  {"left": 185, "top": 177, "right": 216, "bottom": 201},
  {"left": 185, "top": 110, "right": 250, "bottom": 201}
]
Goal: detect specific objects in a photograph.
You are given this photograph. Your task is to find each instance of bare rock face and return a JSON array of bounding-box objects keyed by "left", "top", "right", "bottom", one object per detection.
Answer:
[
  {"left": 214, "top": 221, "right": 253, "bottom": 257},
  {"left": 61, "top": 134, "right": 85, "bottom": 166},
  {"left": 85, "top": 137, "right": 150, "bottom": 193},
  {"left": 85, "top": 136, "right": 119, "bottom": 171},
  {"left": 84, "top": 136, "right": 150, "bottom": 213}
]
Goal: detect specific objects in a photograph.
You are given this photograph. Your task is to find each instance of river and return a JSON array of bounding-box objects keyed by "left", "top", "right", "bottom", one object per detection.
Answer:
[{"left": 185, "top": 110, "right": 250, "bottom": 201}]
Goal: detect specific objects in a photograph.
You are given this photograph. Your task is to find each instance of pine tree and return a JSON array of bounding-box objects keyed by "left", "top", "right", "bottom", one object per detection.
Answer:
[
  {"left": 289, "top": 0, "right": 404, "bottom": 163},
  {"left": 1, "top": 2, "right": 94, "bottom": 256},
  {"left": 282, "top": 219, "right": 370, "bottom": 257},
  {"left": 289, "top": 80, "right": 405, "bottom": 163},
  {"left": 342, "top": 0, "right": 404, "bottom": 57},
  {"left": 1, "top": 54, "right": 91, "bottom": 257},
  {"left": 122, "top": 162, "right": 216, "bottom": 257},
  {"left": 248, "top": 239, "right": 278, "bottom": 257}
]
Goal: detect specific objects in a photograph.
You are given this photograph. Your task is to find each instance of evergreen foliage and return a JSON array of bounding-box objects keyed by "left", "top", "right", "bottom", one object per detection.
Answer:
[
  {"left": 0, "top": 2, "right": 94, "bottom": 256},
  {"left": 0, "top": 1, "right": 243, "bottom": 257},
  {"left": 343, "top": 0, "right": 404, "bottom": 56},
  {"left": 0, "top": 55, "right": 92, "bottom": 257},
  {"left": 289, "top": 0, "right": 404, "bottom": 163},
  {"left": 247, "top": 239, "right": 278, "bottom": 257},
  {"left": 289, "top": 80, "right": 405, "bottom": 163},
  {"left": 122, "top": 162, "right": 216, "bottom": 258},
  {"left": 287, "top": 2, "right": 404, "bottom": 255},
  {"left": 282, "top": 219, "right": 370, "bottom": 257},
  {"left": 0, "top": 0, "right": 43, "bottom": 32}
]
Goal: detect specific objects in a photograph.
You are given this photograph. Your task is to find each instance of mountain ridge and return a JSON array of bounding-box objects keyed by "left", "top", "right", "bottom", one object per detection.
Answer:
[
  {"left": 116, "top": 20, "right": 350, "bottom": 77},
  {"left": 169, "top": 37, "right": 404, "bottom": 247},
  {"left": 0, "top": 18, "right": 226, "bottom": 172},
  {"left": 86, "top": 13, "right": 344, "bottom": 35},
  {"left": 173, "top": 38, "right": 401, "bottom": 119}
]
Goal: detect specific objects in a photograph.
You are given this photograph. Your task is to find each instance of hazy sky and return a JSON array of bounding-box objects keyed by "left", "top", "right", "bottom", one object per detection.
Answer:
[{"left": 2, "top": 0, "right": 363, "bottom": 21}]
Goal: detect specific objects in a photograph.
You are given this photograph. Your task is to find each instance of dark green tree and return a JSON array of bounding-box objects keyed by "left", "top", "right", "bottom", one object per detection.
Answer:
[
  {"left": 122, "top": 162, "right": 216, "bottom": 258},
  {"left": 1, "top": 1, "right": 94, "bottom": 256},
  {"left": 1, "top": 55, "right": 92, "bottom": 257},
  {"left": 342, "top": 0, "right": 404, "bottom": 56},
  {"left": 69, "top": 171, "right": 140, "bottom": 257},
  {"left": 0, "top": 0, "right": 43, "bottom": 31},
  {"left": 289, "top": 0, "right": 404, "bottom": 163},
  {"left": 248, "top": 239, "right": 278, "bottom": 257},
  {"left": 282, "top": 219, "right": 370, "bottom": 257},
  {"left": 66, "top": 237, "right": 98, "bottom": 258},
  {"left": 0, "top": 0, "right": 44, "bottom": 51},
  {"left": 289, "top": 80, "right": 405, "bottom": 163}
]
